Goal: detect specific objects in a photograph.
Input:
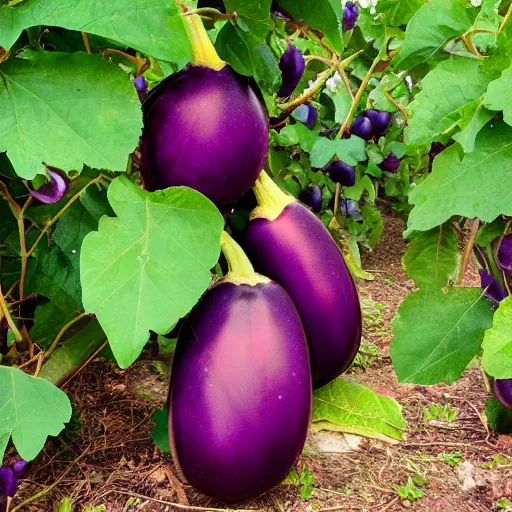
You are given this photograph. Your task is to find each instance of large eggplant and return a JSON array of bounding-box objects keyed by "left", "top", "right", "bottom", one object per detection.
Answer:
[
  {"left": 243, "top": 171, "right": 362, "bottom": 389},
  {"left": 139, "top": 15, "right": 268, "bottom": 206},
  {"left": 169, "top": 232, "right": 312, "bottom": 502}
]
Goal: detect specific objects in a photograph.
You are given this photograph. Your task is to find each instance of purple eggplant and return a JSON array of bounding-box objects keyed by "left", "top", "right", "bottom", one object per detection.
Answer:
[
  {"left": 379, "top": 153, "right": 401, "bottom": 173},
  {"left": 497, "top": 236, "right": 512, "bottom": 271},
  {"left": 480, "top": 269, "right": 509, "bottom": 303},
  {"left": 343, "top": 1, "right": 359, "bottom": 30},
  {"left": 295, "top": 103, "right": 318, "bottom": 129},
  {"left": 350, "top": 115, "right": 373, "bottom": 140},
  {"left": 341, "top": 199, "right": 363, "bottom": 222},
  {"left": 299, "top": 184, "right": 322, "bottom": 212},
  {"left": 169, "top": 232, "right": 312, "bottom": 502},
  {"left": 243, "top": 172, "right": 362, "bottom": 388},
  {"left": 27, "top": 168, "right": 68, "bottom": 204},
  {"left": 0, "top": 467, "right": 17, "bottom": 498},
  {"left": 324, "top": 160, "right": 356, "bottom": 187},
  {"left": 494, "top": 379, "right": 512, "bottom": 410},
  {"left": 365, "top": 109, "right": 392, "bottom": 137},
  {"left": 278, "top": 43, "right": 305, "bottom": 98},
  {"left": 140, "top": 15, "right": 268, "bottom": 206},
  {"left": 134, "top": 76, "right": 148, "bottom": 103}
]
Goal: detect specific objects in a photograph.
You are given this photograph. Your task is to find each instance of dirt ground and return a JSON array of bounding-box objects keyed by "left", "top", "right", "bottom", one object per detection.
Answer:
[{"left": 11, "top": 209, "right": 512, "bottom": 512}]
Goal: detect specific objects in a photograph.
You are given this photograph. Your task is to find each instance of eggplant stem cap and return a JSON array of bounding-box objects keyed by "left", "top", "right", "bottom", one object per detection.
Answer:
[{"left": 251, "top": 170, "right": 295, "bottom": 221}]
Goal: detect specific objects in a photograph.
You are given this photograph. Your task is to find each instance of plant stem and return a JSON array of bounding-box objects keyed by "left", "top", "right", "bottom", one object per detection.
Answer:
[
  {"left": 337, "top": 47, "right": 387, "bottom": 138},
  {"left": 18, "top": 196, "right": 31, "bottom": 300},
  {"left": 185, "top": 7, "right": 237, "bottom": 20},
  {"left": 333, "top": 182, "right": 341, "bottom": 216},
  {"left": 103, "top": 48, "right": 150, "bottom": 75},
  {"left": 498, "top": 2, "right": 512, "bottom": 35},
  {"left": 0, "top": 286, "right": 22, "bottom": 342},
  {"left": 81, "top": 32, "right": 92, "bottom": 54},
  {"left": 339, "top": 67, "right": 354, "bottom": 100},
  {"left": 383, "top": 89, "right": 408, "bottom": 122},
  {"left": 457, "top": 218, "right": 480, "bottom": 285},
  {"left": 44, "top": 312, "right": 89, "bottom": 360},
  {"left": 0, "top": 180, "right": 21, "bottom": 215}
]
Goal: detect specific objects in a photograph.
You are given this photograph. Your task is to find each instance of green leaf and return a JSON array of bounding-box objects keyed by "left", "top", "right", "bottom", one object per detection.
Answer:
[
  {"left": 407, "top": 122, "right": 512, "bottom": 234},
  {"left": 391, "top": 287, "right": 494, "bottom": 384},
  {"left": 377, "top": 0, "right": 428, "bottom": 27},
  {"left": 482, "top": 296, "right": 512, "bottom": 379},
  {"left": 0, "top": 0, "right": 191, "bottom": 66},
  {"left": 485, "top": 397, "right": 512, "bottom": 434},
  {"left": 394, "top": 0, "right": 476, "bottom": 69},
  {"left": 310, "top": 137, "right": 367, "bottom": 168},
  {"left": 0, "top": 52, "right": 142, "bottom": 180},
  {"left": 452, "top": 100, "right": 495, "bottom": 154},
  {"left": 0, "top": 366, "right": 72, "bottom": 461},
  {"left": 405, "top": 56, "right": 503, "bottom": 147},
  {"left": 325, "top": 88, "right": 352, "bottom": 124},
  {"left": 150, "top": 407, "right": 171, "bottom": 453},
  {"left": 402, "top": 225, "right": 460, "bottom": 288},
  {"left": 312, "top": 378, "right": 407, "bottom": 443},
  {"left": 273, "top": 123, "right": 320, "bottom": 153},
  {"left": 484, "top": 63, "right": 512, "bottom": 126},
  {"left": 275, "top": 0, "right": 342, "bottom": 52},
  {"left": 223, "top": 0, "right": 272, "bottom": 35},
  {"left": 80, "top": 176, "right": 224, "bottom": 368}
]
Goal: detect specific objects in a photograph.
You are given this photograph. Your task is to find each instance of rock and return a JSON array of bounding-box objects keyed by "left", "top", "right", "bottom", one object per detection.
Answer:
[{"left": 307, "top": 431, "right": 363, "bottom": 454}]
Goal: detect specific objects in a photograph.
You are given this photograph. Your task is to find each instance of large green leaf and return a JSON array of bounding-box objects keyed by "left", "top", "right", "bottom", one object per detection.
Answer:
[
  {"left": 0, "top": 0, "right": 191, "bottom": 66},
  {"left": 0, "top": 366, "right": 72, "bottom": 461},
  {"left": 391, "top": 287, "right": 494, "bottom": 384},
  {"left": 312, "top": 379, "right": 407, "bottom": 443},
  {"left": 394, "top": 0, "right": 476, "bottom": 70},
  {"left": 405, "top": 56, "right": 503, "bottom": 147},
  {"left": 80, "top": 176, "right": 224, "bottom": 368},
  {"left": 0, "top": 52, "right": 142, "bottom": 180},
  {"left": 310, "top": 136, "right": 367, "bottom": 168},
  {"left": 452, "top": 99, "right": 494, "bottom": 154},
  {"left": 482, "top": 296, "right": 512, "bottom": 379},
  {"left": 377, "top": 0, "right": 427, "bottom": 27},
  {"left": 484, "top": 63, "right": 512, "bottom": 126},
  {"left": 407, "top": 122, "right": 512, "bottom": 234},
  {"left": 402, "top": 225, "right": 460, "bottom": 288}
]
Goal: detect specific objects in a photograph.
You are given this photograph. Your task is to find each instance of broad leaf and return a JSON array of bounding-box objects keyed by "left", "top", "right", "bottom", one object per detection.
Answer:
[
  {"left": 326, "top": 88, "right": 352, "bottom": 124},
  {"left": 0, "top": 366, "right": 72, "bottom": 461},
  {"left": 80, "top": 176, "right": 224, "bottom": 368},
  {"left": 377, "top": 0, "right": 427, "bottom": 27},
  {"left": 482, "top": 296, "right": 512, "bottom": 379},
  {"left": 394, "top": 0, "right": 476, "bottom": 69},
  {"left": 310, "top": 137, "right": 367, "bottom": 168},
  {"left": 402, "top": 225, "right": 459, "bottom": 288},
  {"left": 0, "top": 52, "right": 142, "bottom": 180},
  {"left": 150, "top": 407, "right": 171, "bottom": 453},
  {"left": 312, "top": 378, "right": 407, "bottom": 443},
  {"left": 407, "top": 122, "right": 512, "bottom": 234},
  {"left": 484, "top": 63, "right": 512, "bottom": 126},
  {"left": 0, "top": 0, "right": 191, "bottom": 66},
  {"left": 391, "top": 287, "right": 494, "bottom": 384},
  {"left": 452, "top": 100, "right": 494, "bottom": 154},
  {"left": 272, "top": 124, "right": 320, "bottom": 153}
]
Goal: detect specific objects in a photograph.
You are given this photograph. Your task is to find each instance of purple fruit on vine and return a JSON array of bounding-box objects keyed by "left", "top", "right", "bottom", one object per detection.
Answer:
[
  {"left": 324, "top": 160, "right": 356, "bottom": 187},
  {"left": 299, "top": 184, "right": 322, "bottom": 212},
  {"left": 134, "top": 76, "right": 148, "bottom": 103},
  {"left": 350, "top": 115, "right": 373, "bottom": 140},
  {"left": 27, "top": 168, "right": 68, "bottom": 205},
  {"left": 494, "top": 379, "right": 512, "bottom": 410},
  {"left": 497, "top": 235, "right": 512, "bottom": 271},
  {"left": 139, "top": 15, "right": 269, "bottom": 206},
  {"left": 343, "top": 1, "right": 359, "bottom": 30},
  {"left": 341, "top": 199, "right": 362, "bottom": 221},
  {"left": 278, "top": 43, "right": 305, "bottom": 98},
  {"left": 12, "top": 460, "right": 27, "bottom": 477},
  {"left": 169, "top": 232, "right": 311, "bottom": 502},
  {"left": 243, "top": 172, "right": 362, "bottom": 388},
  {"left": 365, "top": 109, "right": 392, "bottom": 137},
  {"left": 295, "top": 103, "right": 318, "bottom": 129},
  {"left": 480, "top": 269, "right": 508, "bottom": 303},
  {"left": 0, "top": 467, "right": 17, "bottom": 498},
  {"left": 379, "top": 153, "right": 401, "bottom": 173}
]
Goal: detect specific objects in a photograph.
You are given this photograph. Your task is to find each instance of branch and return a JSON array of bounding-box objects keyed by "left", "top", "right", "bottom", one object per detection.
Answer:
[
  {"left": 498, "top": 2, "right": 512, "bottom": 35},
  {"left": 456, "top": 218, "right": 480, "bottom": 285}
]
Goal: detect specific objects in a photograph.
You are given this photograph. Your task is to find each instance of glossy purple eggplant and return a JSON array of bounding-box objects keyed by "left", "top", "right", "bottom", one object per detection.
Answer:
[
  {"left": 379, "top": 153, "right": 401, "bottom": 173},
  {"left": 479, "top": 269, "right": 508, "bottom": 303},
  {"left": 0, "top": 467, "right": 17, "bottom": 498},
  {"left": 244, "top": 172, "right": 362, "bottom": 388},
  {"left": 497, "top": 235, "right": 512, "bottom": 271},
  {"left": 27, "top": 168, "right": 68, "bottom": 204},
  {"left": 169, "top": 232, "right": 312, "bottom": 502},
  {"left": 495, "top": 379, "right": 512, "bottom": 410},
  {"left": 365, "top": 109, "right": 392, "bottom": 137},
  {"left": 343, "top": 1, "right": 359, "bottom": 30},
  {"left": 278, "top": 43, "right": 305, "bottom": 98},
  {"left": 324, "top": 160, "right": 356, "bottom": 187},
  {"left": 295, "top": 103, "right": 318, "bottom": 129},
  {"left": 350, "top": 115, "right": 373, "bottom": 140},
  {"left": 139, "top": 16, "right": 268, "bottom": 206},
  {"left": 299, "top": 184, "right": 322, "bottom": 212}
]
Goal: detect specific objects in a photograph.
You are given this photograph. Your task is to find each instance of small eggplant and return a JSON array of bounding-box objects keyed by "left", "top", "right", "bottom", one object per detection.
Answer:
[
  {"left": 11, "top": 460, "right": 27, "bottom": 477},
  {"left": 349, "top": 115, "right": 373, "bottom": 140},
  {"left": 365, "top": 109, "right": 392, "bottom": 137},
  {"left": 134, "top": 76, "right": 148, "bottom": 103},
  {"left": 169, "top": 232, "right": 312, "bottom": 502},
  {"left": 0, "top": 467, "right": 17, "bottom": 498},
  {"left": 343, "top": 1, "right": 359, "bottom": 30},
  {"left": 243, "top": 172, "right": 362, "bottom": 388},
  {"left": 27, "top": 168, "right": 68, "bottom": 204},
  {"left": 480, "top": 269, "right": 509, "bottom": 303},
  {"left": 497, "top": 235, "right": 512, "bottom": 271},
  {"left": 295, "top": 103, "right": 318, "bottom": 129},
  {"left": 299, "top": 184, "right": 322, "bottom": 212},
  {"left": 494, "top": 379, "right": 512, "bottom": 410},
  {"left": 379, "top": 153, "right": 401, "bottom": 173},
  {"left": 278, "top": 43, "right": 305, "bottom": 98},
  {"left": 324, "top": 160, "right": 356, "bottom": 187}
]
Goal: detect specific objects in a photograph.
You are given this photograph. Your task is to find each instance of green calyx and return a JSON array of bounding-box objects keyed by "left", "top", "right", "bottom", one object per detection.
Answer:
[
  {"left": 182, "top": 14, "right": 226, "bottom": 71},
  {"left": 220, "top": 231, "right": 270, "bottom": 286},
  {"left": 251, "top": 170, "right": 295, "bottom": 221}
]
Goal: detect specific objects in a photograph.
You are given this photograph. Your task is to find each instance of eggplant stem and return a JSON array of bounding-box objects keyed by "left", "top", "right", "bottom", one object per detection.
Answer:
[
  {"left": 252, "top": 170, "right": 294, "bottom": 221},
  {"left": 182, "top": 14, "right": 226, "bottom": 71}
]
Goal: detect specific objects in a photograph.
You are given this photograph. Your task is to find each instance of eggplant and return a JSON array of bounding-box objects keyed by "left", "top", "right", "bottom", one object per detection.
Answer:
[
  {"left": 169, "top": 232, "right": 312, "bottom": 502},
  {"left": 12, "top": 460, "right": 27, "bottom": 477},
  {"left": 0, "top": 467, "right": 17, "bottom": 498},
  {"left": 295, "top": 103, "right": 318, "bottom": 130},
  {"left": 349, "top": 115, "right": 373, "bottom": 140},
  {"left": 27, "top": 168, "right": 68, "bottom": 204},
  {"left": 134, "top": 76, "right": 148, "bottom": 103},
  {"left": 278, "top": 43, "right": 305, "bottom": 98},
  {"left": 324, "top": 160, "right": 356, "bottom": 187},
  {"left": 497, "top": 235, "right": 512, "bottom": 271},
  {"left": 140, "top": 15, "right": 268, "bottom": 206},
  {"left": 365, "top": 109, "right": 392, "bottom": 137},
  {"left": 243, "top": 172, "right": 362, "bottom": 388},
  {"left": 343, "top": 1, "right": 359, "bottom": 30},
  {"left": 299, "top": 184, "right": 322, "bottom": 212},
  {"left": 495, "top": 379, "right": 512, "bottom": 410},
  {"left": 379, "top": 153, "right": 401, "bottom": 173},
  {"left": 479, "top": 269, "right": 509, "bottom": 303}
]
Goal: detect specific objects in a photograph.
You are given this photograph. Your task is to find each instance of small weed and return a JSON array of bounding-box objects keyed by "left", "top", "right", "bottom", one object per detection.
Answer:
[
  {"left": 285, "top": 466, "right": 316, "bottom": 501},
  {"left": 343, "top": 486, "right": 353, "bottom": 495},
  {"left": 423, "top": 402, "right": 459, "bottom": 422},
  {"left": 437, "top": 451, "right": 463, "bottom": 468},
  {"left": 495, "top": 497, "right": 512, "bottom": 511},
  {"left": 350, "top": 338, "right": 381, "bottom": 370},
  {"left": 482, "top": 454, "right": 510, "bottom": 469},
  {"left": 394, "top": 477, "right": 425, "bottom": 501}
]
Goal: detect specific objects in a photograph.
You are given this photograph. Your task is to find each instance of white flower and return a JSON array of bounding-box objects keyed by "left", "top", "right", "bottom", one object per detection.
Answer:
[
  {"left": 326, "top": 72, "right": 343, "bottom": 93},
  {"left": 470, "top": 0, "right": 482, "bottom": 6}
]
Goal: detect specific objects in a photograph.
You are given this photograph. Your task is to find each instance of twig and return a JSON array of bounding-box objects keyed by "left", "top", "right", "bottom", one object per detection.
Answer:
[
  {"left": 4, "top": 280, "right": 19, "bottom": 300},
  {"left": 0, "top": 286, "right": 22, "bottom": 342},
  {"left": 33, "top": 351, "right": 44, "bottom": 378},
  {"left": 44, "top": 312, "right": 89, "bottom": 360},
  {"left": 376, "top": 496, "right": 399, "bottom": 512},
  {"left": 103, "top": 49, "right": 150, "bottom": 75},
  {"left": 60, "top": 339, "right": 109, "bottom": 388},
  {"left": 18, "top": 196, "right": 32, "bottom": 301},
  {"left": 456, "top": 218, "right": 480, "bottom": 285},
  {"left": 333, "top": 182, "right": 342, "bottom": 215},
  {"left": 162, "top": 465, "right": 189, "bottom": 505},
  {"left": 16, "top": 354, "right": 40, "bottom": 370},
  {"left": 383, "top": 89, "right": 408, "bottom": 122},
  {"left": 498, "top": 2, "right": 512, "bottom": 34},
  {"left": 82, "top": 32, "right": 92, "bottom": 54},
  {"left": 305, "top": 55, "right": 333, "bottom": 66}
]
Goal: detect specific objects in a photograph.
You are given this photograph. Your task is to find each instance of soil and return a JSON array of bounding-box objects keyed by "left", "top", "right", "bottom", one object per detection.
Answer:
[{"left": 12, "top": 209, "right": 512, "bottom": 512}]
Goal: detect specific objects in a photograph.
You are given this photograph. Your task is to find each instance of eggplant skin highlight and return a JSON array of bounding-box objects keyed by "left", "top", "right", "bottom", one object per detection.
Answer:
[
  {"left": 140, "top": 65, "right": 269, "bottom": 206},
  {"left": 169, "top": 280, "right": 312, "bottom": 502}
]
